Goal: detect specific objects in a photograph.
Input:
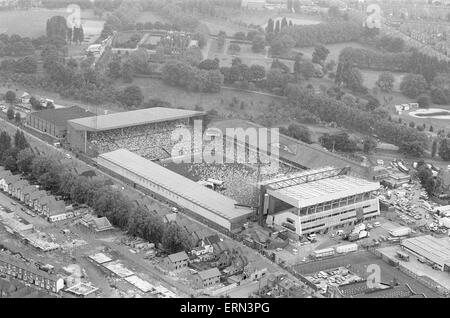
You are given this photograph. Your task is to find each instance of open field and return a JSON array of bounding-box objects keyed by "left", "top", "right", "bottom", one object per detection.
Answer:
[
  {"left": 0, "top": 8, "right": 102, "bottom": 38},
  {"left": 122, "top": 78, "right": 287, "bottom": 123}
]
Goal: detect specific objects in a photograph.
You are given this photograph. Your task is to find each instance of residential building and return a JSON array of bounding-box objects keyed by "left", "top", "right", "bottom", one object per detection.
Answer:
[
  {"left": 0, "top": 253, "right": 64, "bottom": 293},
  {"left": 11, "top": 179, "right": 29, "bottom": 200},
  {"left": 164, "top": 251, "right": 189, "bottom": 271},
  {"left": 194, "top": 268, "right": 221, "bottom": 288},
  {"left": 3, "top": 174, "right": 21, "bottom": 194},
  {"left": 28, "top": 190, "right": 47, "bottom": 210},
  {"left": 0, "top": 170, "right": 12, "bottom": 192},
  {"left": 21, "top": 185, "right": 38, "bottom": 204},
  {"left": 41, "top": 197, "right": 70, "bottom": 222},
  {"left": 79, "top": 214, "right": 113, "bottom": 232}
]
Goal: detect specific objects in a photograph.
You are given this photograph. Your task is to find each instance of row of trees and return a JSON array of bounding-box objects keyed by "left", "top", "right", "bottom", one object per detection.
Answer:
[
  {"left": 272, "top": 21, "right": 363, "bottom": 47},
  {"left": 0, "top": 33, "right": 34, "bottom": 57},
  {"left": 0, "top": 128, "right": 193, "bottom": 253},
  {"left": 0, "top": 56, "right": 38, "bottom": 74}
]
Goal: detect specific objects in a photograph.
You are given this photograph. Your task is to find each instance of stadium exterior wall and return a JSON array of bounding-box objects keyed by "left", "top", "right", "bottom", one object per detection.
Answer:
[
  {"left": 96, "top": 156, "right": 246, "bottom": 232},
  {"left": 67, "top": 123, "right": 87, "bottom": 153},
  {"left": 272, "top": 198, "right": 380, "bottom": 237}
]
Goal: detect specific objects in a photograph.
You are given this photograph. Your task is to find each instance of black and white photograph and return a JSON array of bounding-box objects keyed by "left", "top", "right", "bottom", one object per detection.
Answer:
[{"left": 0, "top": 0, "right": 448, "bottom": 307}]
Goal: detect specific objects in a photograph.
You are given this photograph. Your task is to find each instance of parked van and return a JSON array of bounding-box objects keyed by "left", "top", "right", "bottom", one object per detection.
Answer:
[{"left": 373, "top": 222, "right": 381, "bottom": 227}]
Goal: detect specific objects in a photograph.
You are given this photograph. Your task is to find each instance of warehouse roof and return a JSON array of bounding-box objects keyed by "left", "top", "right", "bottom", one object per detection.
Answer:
[
  {"left": 29, "top": 106, "right": 94, "bottom": 127},
  {"left": 98, "top": 149, "right": 253, "bottom": 221},
  {"left": 68, "top": 107, "right": 204, "bottom": 132},
  {"left": 263, "top": 167, "right": 379, "bottom": 208},
  {"left": 401, "top": 235, "right": 450, "bottom": 268},
  {"left": 167, "top": 251, "right": 189, "bottom": 263},
  {"left": 197, "top": 267, "right": 221, "bottom": 281},
  {"left": 211, "top": 119, "right": 370, "bottom": 178}
]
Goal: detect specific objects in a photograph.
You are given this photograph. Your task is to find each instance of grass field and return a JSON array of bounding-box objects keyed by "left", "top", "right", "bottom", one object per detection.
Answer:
[
  {"left": 0, "top": 8, "right": 101, "bottom": 38},
  {"left": 122, "top": 77, "right": 288, "bottom": 124}
]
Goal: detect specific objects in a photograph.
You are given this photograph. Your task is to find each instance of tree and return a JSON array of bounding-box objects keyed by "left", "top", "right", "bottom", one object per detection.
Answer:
[
  {"left": 281, "top": 17, "right": 288, "bottom": 29},
  {"left": 29, "top": 96, "right": 42, "bottom": 110},
  {"left": 119, "top": 85, "right": 143, "bottom": 108},
  {"left": 363, "top": 136, "right": 377, "bottom": 153},
  {"left": 198, "top": 59, "right": 220, "bottom": 70},
  {"left": 248, "top": 65, "right": 266, "bottom": 82},
  {"left": 14, "top": 130, "right": 28, "bottom": 149},
  {"left": 274, "top": 20, "right": 280, "bottom": 33},
  {"left": 399, "top": 140, "right": 426, "bottom": 157},
  {"left": 400, "top": 74, "right": 428, "bottom": 98},
  {"left": 6, "top": 108, "right": 14, "bottom": 120},
  {"left": 439, "top": 138, "right": 450, "bottom": 161},
  {"left": 286, "top": 124, "right": 312, "bottom": 143},
  {"left": 14, "top": 112, "right": 21, "bottom": 123},
  {"left": 270, "top": 34, "right": 295, "bottom": 56},
  {"left": 251, "top": 35, "right": 265, "bottom": 53},
  {"left": 229, "top": 43, "right": 241, "bottom": 53},
  {"left": 431, "top": 139, "right": 438, "bottom": 158},
  {"left": 0, "top": 131, "right": 11, "bottom": 155},
  {"left": 121, "top": 60, "right": 135, "bottom": 83},
  {"left": 233, "top": 31, "right": 246, "bottom": 41},
  {"left": 312, "top": 45, "right": 330, "bottom": 65},
  {"left": 376, "top": 72, "right": 395, "bottom": 92},
  {"left": 417, "top": 94, "right": 431, "bottom": 108},
  {"left": 161, "top": 222, "right": 192, "bottom": 253},
  {"left": 266, "top": 19, "right": 274, "bottom": 33},
  {"left": 16, "top": 148, "right": 35, "bottom": 174},
  {"left": 4, "top": 155, "right": 17, "bottom": 172},
  {"left": 296, "top": 60, "right": 315, "bottom": 80},
  {"left": 5, "top": 90, "right": 16, "bottom": 104},
  {"left": 217, "top": 31, "right": 226, "bottom": 49},
  {"left": 108, "top": 59, "right": 121, "bottom": 79},
  {"left": 46, "top": 16, "right": 68, "bottom": 42}
]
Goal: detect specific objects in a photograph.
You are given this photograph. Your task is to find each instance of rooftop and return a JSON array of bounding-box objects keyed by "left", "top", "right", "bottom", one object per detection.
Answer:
[
  {"left": 167, "top": 251, "right": 189, "bottom": 263},
  {"left": 263, "top": 167, "right": 380, "bottom": 208},
  {"left": 68, "top": 107, "right": 204, "bottom": 132},
  {"left": 402, "top": 235, "right": 450, "bottom": 267},
  {"left": 98, "top": 149, "right": 253, "bottom": 221},
  {"left": 29, "top": 106, "right": 94, "bottom": 127},
  {"left": 211, "top": 119, "right": 370, "bottom": 178},
  {"left": 197, "top": 267, "right": 221, "bottom": 280}
]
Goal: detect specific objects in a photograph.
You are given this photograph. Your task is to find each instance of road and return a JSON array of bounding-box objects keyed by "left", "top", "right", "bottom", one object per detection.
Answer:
[{"left": 0, "top": 117, "right": 315, "bottom": 297}]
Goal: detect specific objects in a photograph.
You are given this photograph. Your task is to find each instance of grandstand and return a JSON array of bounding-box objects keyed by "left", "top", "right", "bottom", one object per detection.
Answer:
[
  {"left": 97, "top": 149, "right": 254, "bottom": 232},
  {"left": 66, "top": 107, "right": 205, "bottom": 159},
  {"left": 211, "top": 119, "right": 371, "bottom": 179},
  {"left": 260, "top": 167, "right": 380, "bottom": 237}
]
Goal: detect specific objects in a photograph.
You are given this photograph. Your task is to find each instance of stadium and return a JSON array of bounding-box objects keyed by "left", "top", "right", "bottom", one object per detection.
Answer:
[
  {"left": 259, "top": 167, "right": 381, "bottom": 237},
  {"left": 64, "top": 107, "right": 379, "bottom": 235},
  {"left": 66, "top": 107, "right": 205, "bottom": 160}
]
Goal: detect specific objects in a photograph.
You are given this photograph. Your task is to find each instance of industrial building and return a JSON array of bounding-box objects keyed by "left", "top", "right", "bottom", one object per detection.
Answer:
[
  {"left": 26, "top": 106, "right": 94, "bottom": 138},
  {"left": 97, "top": 149, "right": 254, "bottom": 232},
  {"left": 401, "top": 235, "right": 450, "bottom": 272},
  {"left": 66, "top": 107, "right": 204, "bottom": 154},
  {"left": 260, "top": 167, "right": 380, "bottom": 237}
]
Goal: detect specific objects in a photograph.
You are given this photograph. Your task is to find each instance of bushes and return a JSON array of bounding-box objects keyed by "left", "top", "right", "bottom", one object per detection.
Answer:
[
  {"left": 400, "top": 74, "right": 428, "bottom": 98},
  {"left": 161, "top": 61, "right": 224, "bottom": 93}
]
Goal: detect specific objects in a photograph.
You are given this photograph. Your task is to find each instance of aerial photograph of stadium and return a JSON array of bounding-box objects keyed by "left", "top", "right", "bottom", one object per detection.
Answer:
[{"left": 0, "top": 0, "right": 449, "bottom": 310}]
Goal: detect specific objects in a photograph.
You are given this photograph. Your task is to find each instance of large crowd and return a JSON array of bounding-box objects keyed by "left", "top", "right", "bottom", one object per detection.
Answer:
[{"left": 88, "top": 120, "right": 200, "bottom": 160}]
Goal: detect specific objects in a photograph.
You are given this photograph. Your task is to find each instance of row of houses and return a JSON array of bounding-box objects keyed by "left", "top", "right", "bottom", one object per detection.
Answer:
[
  {"left": 0, "top": 253, "right": 64, "bottom": 293},
  {"left": 0, "top": 167, "right": 72, "bottom": 222}
]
